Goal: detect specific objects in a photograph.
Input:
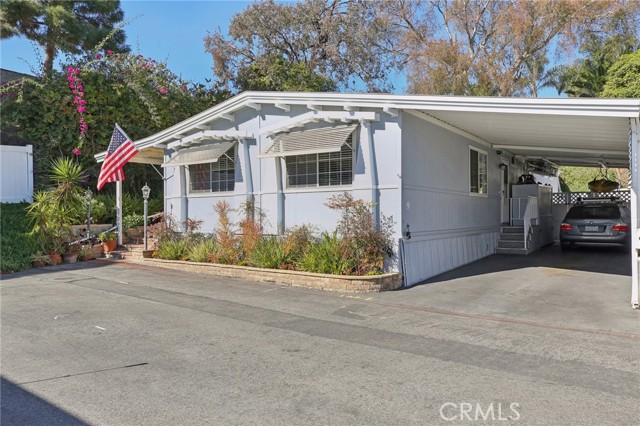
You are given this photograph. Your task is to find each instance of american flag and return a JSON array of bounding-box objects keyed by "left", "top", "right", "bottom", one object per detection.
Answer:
[{"left": 97, "top": 125, "right": 138, "bottom": 190}]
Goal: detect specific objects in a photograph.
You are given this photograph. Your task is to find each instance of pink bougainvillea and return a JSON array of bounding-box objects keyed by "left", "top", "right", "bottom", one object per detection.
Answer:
[
  {"left": 66, "top": 67, "right": 88, "bottom": 144},
  {"left": 72, "top": 147, "right": 82, "bottom": 156}
]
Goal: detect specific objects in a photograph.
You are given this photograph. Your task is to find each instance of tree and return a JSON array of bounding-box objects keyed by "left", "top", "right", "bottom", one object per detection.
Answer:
[
  {"left": 204, "top": 0, "right": 400, "bottom": 92},
  {"left": 0, "top": 0, "right": 128, "bottom": 77},
  {"left": 600, "top": 50, "right": 640, "bottom": 98},
  {"left": 547, "top": 34, "right": 638, "bottom": 97},
  {"left": 235, "top": 55, "right": 337, "bottom": 92},
  {"left": 0, "top": 51, "right": 229, "bottom": 193},
  {"left": 382, "top": 0, "right": 639, "bottom": 96}
]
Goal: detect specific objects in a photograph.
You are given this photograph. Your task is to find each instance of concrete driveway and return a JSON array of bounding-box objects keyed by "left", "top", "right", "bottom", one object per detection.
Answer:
[
  {"left": 382, "top": 244, "right": 638, "bottom": 335},
  {"left": 1, "top": 252, "right": 639, "bottom": 425}
]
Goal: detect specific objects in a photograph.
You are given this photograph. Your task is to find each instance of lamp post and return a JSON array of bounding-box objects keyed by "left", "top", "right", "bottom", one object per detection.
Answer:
[
  {"left": 85, "top": 188, "right": 93, "bottom": 239},
  {"left": 142, "top": 184, "right": 151, "bottom": 250}
]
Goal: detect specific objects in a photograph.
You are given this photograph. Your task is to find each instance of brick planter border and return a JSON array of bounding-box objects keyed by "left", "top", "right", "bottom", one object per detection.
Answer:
[{"left": 140, "top": 258, "right": 403, "bottom": 293}]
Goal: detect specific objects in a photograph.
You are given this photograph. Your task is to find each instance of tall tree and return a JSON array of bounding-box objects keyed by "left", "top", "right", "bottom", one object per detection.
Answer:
[
  {"left": 549, "top": 34, "right": 638, "bottom": 97},
  {"left": 383, "top": 0, "right": 639, "bottom": 96},
  {"left": 0, "top": 0, "right": 128, "bottom": 77},
  {"left": 204, "top": 0, "right": 400, "bottom": 92},
  {"left": 600, "top": 50, "right": 640, "bottom": 98}
]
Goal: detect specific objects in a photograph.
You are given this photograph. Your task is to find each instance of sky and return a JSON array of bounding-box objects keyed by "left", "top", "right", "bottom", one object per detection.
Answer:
[{"left": 0, "top": 1, "right": 252, "bottom": 86}]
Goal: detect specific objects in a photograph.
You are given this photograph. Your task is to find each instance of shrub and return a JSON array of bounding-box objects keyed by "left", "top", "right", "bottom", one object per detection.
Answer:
[
  {"left": 1, "top": 203, "right": 38, "bottom": 273},
  {"left": 326, "top": 193, "right": 394, "bottom": 275},
  {"left": 123, "top": 213, "right": 144, "bottom": 228},
  {"left": 297, "top": 232, "right": 354, "bottom": 275},
  {"left": 250, "top": 236, "right": 288, "bottom": 269},
  {"left": 148, "top": 214, "right": 180, "bottom": 245},
  {"left": 238, "top": 201, "right": 263, "bottom": 264},
  {"left": 186, "top": 239, "right": 217, "bottom": 262},
  {"left": 89, "top": 198, "right": 109, "bottom": 223},
  {"left": 155, "top": 238, "right": 190, "bottom": 260},
  {"left": 282, "top": 224, "right": 316, "bottom": 267},
  {"left": 209, "top": 201, "right": 239, "bottom": 264}
]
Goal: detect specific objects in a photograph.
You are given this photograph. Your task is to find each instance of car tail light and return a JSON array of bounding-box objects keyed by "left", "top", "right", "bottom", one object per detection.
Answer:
[
  {"left": 560, "top": 223, "right": 572, "bottom": 231},
  {"left": 612, "top": 224, "right": 629, "bottom": 232}
]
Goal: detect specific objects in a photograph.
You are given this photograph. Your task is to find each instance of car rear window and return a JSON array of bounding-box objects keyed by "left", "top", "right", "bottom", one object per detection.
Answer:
[{"left": 565, "top": 205, "right": 621, "bottom": 220}]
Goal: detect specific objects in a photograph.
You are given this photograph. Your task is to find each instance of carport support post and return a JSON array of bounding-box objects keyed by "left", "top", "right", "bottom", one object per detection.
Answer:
[
  {"left": 631, "top": 118, "right": 639, "bottom": 309},
  {"left": 116, "top": 180, "right": 123, "bottom": 246}
]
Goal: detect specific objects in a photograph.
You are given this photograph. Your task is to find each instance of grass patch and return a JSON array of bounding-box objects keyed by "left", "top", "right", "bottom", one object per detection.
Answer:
[{"left": 1, "top": 203, "right": 37, "bottom": 273}]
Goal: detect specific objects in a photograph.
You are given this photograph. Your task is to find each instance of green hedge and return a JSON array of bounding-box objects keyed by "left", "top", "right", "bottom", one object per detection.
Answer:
[{"left": 1, "top": 203, "right": 37, "bottom": 273}]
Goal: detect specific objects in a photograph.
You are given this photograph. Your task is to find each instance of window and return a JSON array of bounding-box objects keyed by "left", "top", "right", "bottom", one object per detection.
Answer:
[
  {"left": 470, "top": 147, "right": 488, "bottom": 195},
  {"left": 188, "top": 146, "right": 235, "bottom": 193},
  {"left": 285, "top": 136, "right": 353, "bottom": 188}
]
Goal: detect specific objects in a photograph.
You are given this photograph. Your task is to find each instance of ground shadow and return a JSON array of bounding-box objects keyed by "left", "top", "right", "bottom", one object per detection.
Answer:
[
  {"left": 1, "top": 376, "right": 87, "bottom": 425},
  {"left": 0, "top": 259, "right": 125, "bottom": 281},
  {"left": 409, "top": 243, "right": 631, "bottom": 288}
]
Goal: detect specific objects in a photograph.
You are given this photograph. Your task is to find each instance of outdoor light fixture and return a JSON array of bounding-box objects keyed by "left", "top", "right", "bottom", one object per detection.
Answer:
[
  {"left": 85, "top": 188, "right": 93, "bottom": 238},
  {"left": 142, "top": 184, "right": 151, "bottom": 250}
]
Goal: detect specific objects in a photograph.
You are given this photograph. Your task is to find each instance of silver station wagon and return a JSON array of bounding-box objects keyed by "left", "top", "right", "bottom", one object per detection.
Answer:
[{"left": 559, "top": 199, "right": 631, "bottom": 251}]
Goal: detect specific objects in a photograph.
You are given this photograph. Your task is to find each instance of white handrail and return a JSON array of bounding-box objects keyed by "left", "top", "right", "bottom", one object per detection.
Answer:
[{"left": 523, "top": 196, "right": 539, "bottom": 250}]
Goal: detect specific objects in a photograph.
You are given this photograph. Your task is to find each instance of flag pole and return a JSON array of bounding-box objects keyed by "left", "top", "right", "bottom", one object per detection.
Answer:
[{"left": 116, "top": 180, "right": 123, "bottom": 246}]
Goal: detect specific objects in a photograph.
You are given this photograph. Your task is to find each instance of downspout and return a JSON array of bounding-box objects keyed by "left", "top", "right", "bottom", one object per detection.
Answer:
[
  {"left": 275, "top": 157, "right": 285, "bottom": 235},
  {"left": 630, "top": 117, "right": 639, "bottom": 309},
  {"left": 363, "top": 119, "right": 380, "bottom": 230},
  {"left": 179, "top": 165, "right": 188, "bottom": 231},
  {"left": 242, "top": 138, "right": 255, "bottom": 210}
]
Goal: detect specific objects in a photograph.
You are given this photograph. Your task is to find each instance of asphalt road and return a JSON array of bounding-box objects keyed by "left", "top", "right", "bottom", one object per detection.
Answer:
[{"left": 1, "top": 261, "right": 639, "bottom": 425}]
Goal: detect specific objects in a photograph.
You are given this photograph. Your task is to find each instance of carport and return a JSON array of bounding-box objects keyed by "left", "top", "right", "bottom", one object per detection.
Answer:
[
  {"left": 412, "top": 98, "right": 639, "bottom": 308},
  {"left": 94, "top": 94, "right": 640, "bottom": 307}
]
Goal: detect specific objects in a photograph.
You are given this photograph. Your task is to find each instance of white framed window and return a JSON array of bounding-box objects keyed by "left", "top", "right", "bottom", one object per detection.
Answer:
[
  {"left": 285, "top": 135, "right": 354, "bottom": 188},
  {"left": 469, "top": 147, "right": 488, "bottom": 195},
  {"left": 189, "top": 146, "right": 235, "bottom": 193}
]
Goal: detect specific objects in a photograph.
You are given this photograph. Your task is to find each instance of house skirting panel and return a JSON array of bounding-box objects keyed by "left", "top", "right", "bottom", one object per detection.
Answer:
[{"left": 400, "top": 230, "right": 500, "bottom": 287}]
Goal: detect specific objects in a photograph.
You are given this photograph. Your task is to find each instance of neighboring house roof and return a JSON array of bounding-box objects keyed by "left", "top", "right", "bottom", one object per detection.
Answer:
[
  {"left": 0, "top": 68, "right": 33, "bottom": 85},
  {"left": 95, "top": 92, "right": 640, "bottom": 168}
]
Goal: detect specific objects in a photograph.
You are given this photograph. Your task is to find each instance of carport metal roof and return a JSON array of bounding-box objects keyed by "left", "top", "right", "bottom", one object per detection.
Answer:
[{"left": 95, "top": 92, "right": 640, "bottom": 169}]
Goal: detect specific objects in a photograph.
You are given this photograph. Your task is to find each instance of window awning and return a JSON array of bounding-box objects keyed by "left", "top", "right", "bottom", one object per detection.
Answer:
[
  {"left": 259, "top": 124, "right": 357, "bottom": 158},
  {"left": 162, "top": 141, "right": 236, "bottom": 167}
]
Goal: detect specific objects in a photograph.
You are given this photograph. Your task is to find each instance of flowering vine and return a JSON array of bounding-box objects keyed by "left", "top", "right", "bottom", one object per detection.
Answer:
[{"left": 66, "top": 66, "right": 87, "bottom": 151}]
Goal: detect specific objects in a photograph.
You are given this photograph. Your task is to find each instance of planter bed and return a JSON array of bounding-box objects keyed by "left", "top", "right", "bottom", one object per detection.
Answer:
[{"left": 139, "top": 258, "right": 403, "bottom": 294}]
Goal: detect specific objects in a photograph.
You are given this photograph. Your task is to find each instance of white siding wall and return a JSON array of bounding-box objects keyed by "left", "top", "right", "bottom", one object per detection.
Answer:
[
  {"left": 164, "top": 106, "right": 403, "bottom": 251},
  {"left": 0, "top": 145, "right": 33, "bottom": 203},
  {"left": 400, "top": 112, "right": 502, "bottom": 286}
]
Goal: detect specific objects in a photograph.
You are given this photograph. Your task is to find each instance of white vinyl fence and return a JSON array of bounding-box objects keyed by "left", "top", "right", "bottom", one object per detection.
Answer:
[{"left": 1, "top": 145, "right": 33, "bottom": 203}]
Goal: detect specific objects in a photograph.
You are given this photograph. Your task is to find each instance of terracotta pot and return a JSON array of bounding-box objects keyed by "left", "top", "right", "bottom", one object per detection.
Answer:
[
  {"left": 142, "top": 249, "right": 155, "bottom": 258},
  {"left": 91, "top": 244, "right": 104, "bottom": 258},
  {"left": 63, "top": 254, "right": 78, "bottom": 264},
  {"left": 103, "top": 240, "right": 117, "bottom": 252},
  {"left": 48, "top": 253, "right": 63, "bottom": 265}
]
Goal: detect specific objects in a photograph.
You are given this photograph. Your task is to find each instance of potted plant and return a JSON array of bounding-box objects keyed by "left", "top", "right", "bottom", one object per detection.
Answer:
[
  {"left": 63, "top": 243, "right": 80, "bottom": 264},
  {"left": 99, "top": 231, "right": 117, "bottom": 252},
  {"left": 78, "top": 244, "right": 94, "bottom": 261},
  {"left": 31, "top": 252, "right": 52, "bottom": 268},
  {"left": 124, "top": 214, "right": 144, "bottom": 240}
]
